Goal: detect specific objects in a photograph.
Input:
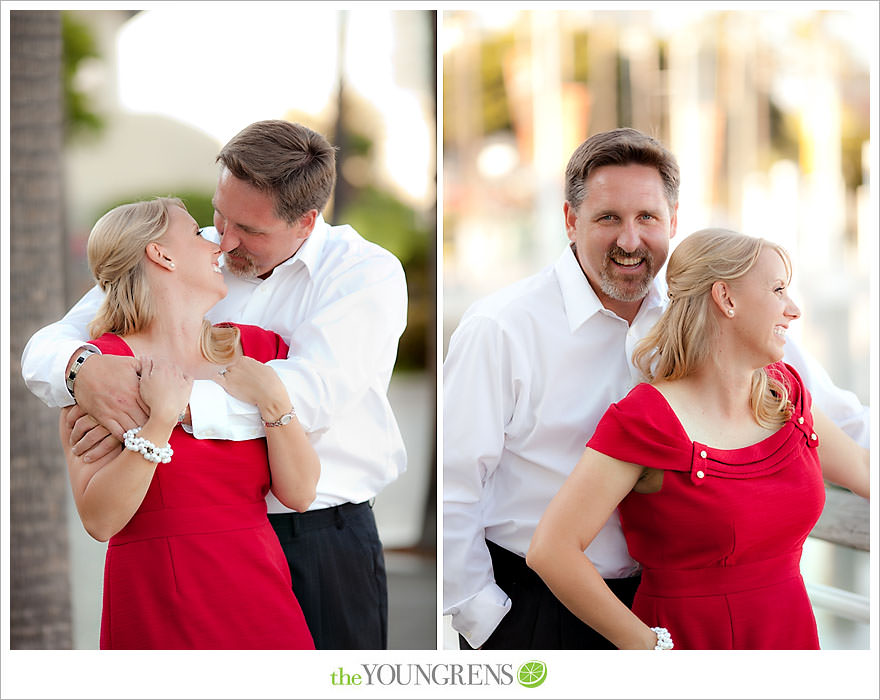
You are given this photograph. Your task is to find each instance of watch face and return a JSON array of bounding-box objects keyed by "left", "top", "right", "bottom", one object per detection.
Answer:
[{"left": 280, "top": 413, "right": 292, "bottom": 425}]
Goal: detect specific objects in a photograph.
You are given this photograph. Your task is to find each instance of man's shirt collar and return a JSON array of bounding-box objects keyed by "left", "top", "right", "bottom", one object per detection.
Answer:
[
  {"left": 273, "top": 213, "right": 327, "bottom": 277},
  {"left": 554, "top": 244, "right": 665, "bottom": 333}
]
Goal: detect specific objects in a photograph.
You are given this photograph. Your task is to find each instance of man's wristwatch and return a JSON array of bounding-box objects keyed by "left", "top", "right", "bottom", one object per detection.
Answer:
[
  {"left": 66, "top": 348, "right": 98, "bottom": 399},
  {"left": 263, "top": 406, "right": 296, "bottom": 428}
]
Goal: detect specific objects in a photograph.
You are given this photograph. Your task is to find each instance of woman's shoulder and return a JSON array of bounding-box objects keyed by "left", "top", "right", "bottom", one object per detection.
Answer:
[
  {"left": 587, "top": 382, "right": 691, "bottom": 469},
  {"left": 617, "top": 382, "right": 672, "bottom": 413},
  {"left": 215, "top": 323, "right": 290, "bottom": 362},
  {"left": 608, "top": 382, "right": 683, "bottom": 433},
  {"left": 89, "top": 332, "right": 134, "bottom": 357}
]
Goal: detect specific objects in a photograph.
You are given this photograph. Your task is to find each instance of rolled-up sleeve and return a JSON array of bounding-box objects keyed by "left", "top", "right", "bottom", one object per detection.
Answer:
[
  {"left": 443, "top": 315, "right": 515, "bottom": 648},
  {"left": 21, "top": 285, "right": 105, "bottom": 407}
]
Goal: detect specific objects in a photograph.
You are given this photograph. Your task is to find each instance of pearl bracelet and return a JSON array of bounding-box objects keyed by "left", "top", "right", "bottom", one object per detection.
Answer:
[
  {"left": 650, "top": 626, "right": 674, "bottom": 650},
  {"left": 123, "top": 427, "right": 173, "bottom": 464}
]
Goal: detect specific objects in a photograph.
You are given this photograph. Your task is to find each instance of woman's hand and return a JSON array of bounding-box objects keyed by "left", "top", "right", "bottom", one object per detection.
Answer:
[
  {"left": 212, "top": 356, "right": 289, "bottom": 413},
  {"left": 526, "top": 448, "right": 652, "bottom": 649},
  {"left": 137, "top": 357, "right": 193, "bottom": 427},
  {"left": 213, "top": 356, "right": 317, "bottom": 512}
]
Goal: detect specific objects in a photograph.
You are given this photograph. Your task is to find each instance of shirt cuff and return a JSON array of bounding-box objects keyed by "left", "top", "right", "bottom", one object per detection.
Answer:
[
  {"left": 448, "top": 583, "right": 512, "bottom": 649},
  {"left": 189, "top": 379, "right": 266, "bottom": 441}
]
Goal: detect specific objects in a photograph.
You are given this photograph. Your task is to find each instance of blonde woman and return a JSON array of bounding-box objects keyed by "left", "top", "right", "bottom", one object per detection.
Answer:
[
  {"left": 527, "top": 229, "right": 869, "bottom": 650},
  {"left": 61, "top": 198, "right": 319, "bottom": 649}
]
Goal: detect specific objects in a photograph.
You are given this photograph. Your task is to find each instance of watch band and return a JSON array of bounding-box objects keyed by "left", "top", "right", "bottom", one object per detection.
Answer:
[
  {"left": 66, "top": 348, "right": 97, "bottom": 399},
  {"left": 263, "top": 406, "right": 296, "bottom": 428}
]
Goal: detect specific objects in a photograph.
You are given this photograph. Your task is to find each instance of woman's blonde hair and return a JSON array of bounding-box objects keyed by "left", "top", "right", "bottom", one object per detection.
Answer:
[
  {"left": 87, "top": 197, "right": 238, "bottom": 362},
  {"left": 632, "top": 228, "right": 793, "bottom": 429}
]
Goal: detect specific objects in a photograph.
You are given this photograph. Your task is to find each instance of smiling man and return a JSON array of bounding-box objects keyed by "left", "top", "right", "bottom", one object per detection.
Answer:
[
  {"left": 21, "top": 120, "right": 408, "bottom": 650},
  {"left": 442, "top": 127, "right": 870, "bottom": 650}
]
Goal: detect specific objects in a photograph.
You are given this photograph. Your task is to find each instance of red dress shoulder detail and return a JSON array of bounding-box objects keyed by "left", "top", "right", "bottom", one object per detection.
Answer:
[
  {"left": 586, "top": 361, "right": 817, "bottom": 476},
  {"left": 218, "top": 322, "right": 290, "bottom": 362},
  {"left": 585, "top": 383, "right": 691, "bottom": 471},
  {"left": 91, "top": 323, "right": 289, "bottom": 363}
]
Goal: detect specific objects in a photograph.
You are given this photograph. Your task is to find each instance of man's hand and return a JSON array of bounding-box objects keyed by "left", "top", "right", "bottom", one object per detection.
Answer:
[
  {"left": 64, "top": 404, "right": 123, "bottom": 463},
  {"left": 71, "top": 353, "right": 149, "bottom": 439}
]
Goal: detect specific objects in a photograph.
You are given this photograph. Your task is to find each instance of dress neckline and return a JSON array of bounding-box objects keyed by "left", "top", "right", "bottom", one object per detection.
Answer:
[{"left": 639, "top": 382, "right": 793, "bottom": 456}]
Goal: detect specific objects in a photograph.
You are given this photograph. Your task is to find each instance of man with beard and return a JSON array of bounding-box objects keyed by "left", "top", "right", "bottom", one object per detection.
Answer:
[
  {"left": 21, "top": 120, "right": 408, "bottom": 650},
  {"left": 443, "top": 127, "right": 869, "bottom": 650}
]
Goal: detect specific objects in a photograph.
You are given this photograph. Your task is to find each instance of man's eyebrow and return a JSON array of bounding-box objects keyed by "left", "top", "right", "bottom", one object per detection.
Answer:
[
  {"left": 236, "top": 222, "right": 264, "bottom": 235},
  {"left": 212, "top": 203, "right": 264, "bottom": 235}
]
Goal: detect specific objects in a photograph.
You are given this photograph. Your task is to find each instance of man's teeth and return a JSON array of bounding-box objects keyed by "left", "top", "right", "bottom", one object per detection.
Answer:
[{"left": 613, "top": 256, "right": 642, "bottom": 266}]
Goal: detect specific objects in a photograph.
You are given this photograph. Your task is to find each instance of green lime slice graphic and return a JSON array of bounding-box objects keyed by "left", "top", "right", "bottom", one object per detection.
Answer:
[{"left": 517, "top": 660, "right": 547, "bottom": 688}]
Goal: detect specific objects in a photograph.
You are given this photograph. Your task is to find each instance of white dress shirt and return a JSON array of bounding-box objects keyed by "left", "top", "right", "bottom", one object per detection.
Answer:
[
  {"left": 21, "top": 215, "right": 408, "bottom": 512},
  {"left": 443, "top": 244, "right": 870, "bottom": 649}
]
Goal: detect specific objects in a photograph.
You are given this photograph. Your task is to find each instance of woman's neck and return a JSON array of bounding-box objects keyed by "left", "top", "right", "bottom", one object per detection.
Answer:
[
  {"left": 675, "top": 364, "right": 753, "bottom": 422},
  {"left": 122, "top": 310, "right": 208, "bottom": 375},
  {"left": 659, "top": 329, "right": 758, "bottom": 412}
]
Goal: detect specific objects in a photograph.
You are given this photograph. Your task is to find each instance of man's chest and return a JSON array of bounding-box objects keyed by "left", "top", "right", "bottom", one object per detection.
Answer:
[
  {"left": 504, "top": 324, "right": 639, "bottom": 447},
  {"left": 207, "top": 271, "right": 316, "bottom": 337}
]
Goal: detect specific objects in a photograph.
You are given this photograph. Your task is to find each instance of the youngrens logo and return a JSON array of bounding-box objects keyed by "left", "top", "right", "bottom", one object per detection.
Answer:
[{"left": 329, "top": 661, "right": 547, "bottom": 688}]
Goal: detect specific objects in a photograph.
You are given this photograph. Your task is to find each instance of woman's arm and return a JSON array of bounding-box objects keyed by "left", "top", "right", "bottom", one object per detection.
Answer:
[
  {"left": 813, "top": 407, "right": 870, "bottom": 499},
  {"left": 62, "top": 358, "right": 190, "bottom": 541},
  {"left": 214, "top": 356, "right": 320, "bottom": 512},
  {"left": 526, "top": 447, "right": 658, "bottom": 650}
]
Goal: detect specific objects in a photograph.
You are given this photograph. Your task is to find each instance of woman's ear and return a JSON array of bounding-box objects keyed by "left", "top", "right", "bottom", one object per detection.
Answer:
[
  {"left": 145, "top": 241, "right": 175, "bottom": 270},
  {"left": 711, "top": 280, "right": 735, "bottom": 317}
]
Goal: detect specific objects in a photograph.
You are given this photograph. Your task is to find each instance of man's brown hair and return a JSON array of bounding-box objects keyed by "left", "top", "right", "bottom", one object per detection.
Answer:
[
  {"left": 565, "top": 127, "right": 680, "bottom": 211},
  {"left": 217, "top": 119, "right": 337, "bottom": 224}
]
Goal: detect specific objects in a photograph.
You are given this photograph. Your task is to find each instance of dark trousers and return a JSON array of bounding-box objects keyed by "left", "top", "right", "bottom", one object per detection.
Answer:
[
  {"left": 460, "top": 539, "right": 641, "bottom": 650},
  {"left": 269, "top": 501, "right": 388, "bottom": 650}
]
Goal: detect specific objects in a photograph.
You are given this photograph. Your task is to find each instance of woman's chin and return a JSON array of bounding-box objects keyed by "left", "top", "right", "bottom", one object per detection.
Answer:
[{"left": 212, "top": 281, "right": 228, "bottom": 302}]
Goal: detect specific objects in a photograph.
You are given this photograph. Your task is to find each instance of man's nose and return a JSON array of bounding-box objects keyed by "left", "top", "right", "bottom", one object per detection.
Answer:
[
  {"left": 219, "top": 228, "right": 239, "bottom": 252},
  {"left": 616, "top": 221, "right": 640, "bottom": 251}
]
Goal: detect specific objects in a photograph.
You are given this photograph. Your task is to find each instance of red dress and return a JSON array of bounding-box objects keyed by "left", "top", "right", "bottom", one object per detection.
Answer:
[
  {"left": 94, "top": 324, "right": 314, "bottom": 649},
  {"left": 587, "top": 362, "right": 824, "bottom": 649}
]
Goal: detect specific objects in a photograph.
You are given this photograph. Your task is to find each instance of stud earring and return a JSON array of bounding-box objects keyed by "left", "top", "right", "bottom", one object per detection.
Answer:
[
  {"left": 727, "top": 309, "right": 734, "bottom": 317},
  {"left": 169, "top": 262, "right": 175, "bottom": 269}
]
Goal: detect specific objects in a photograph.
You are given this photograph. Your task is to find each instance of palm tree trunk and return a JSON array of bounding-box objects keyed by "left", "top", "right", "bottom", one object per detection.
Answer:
[{"left": 9, "top": 9, "right": 73, "bottom": 649}]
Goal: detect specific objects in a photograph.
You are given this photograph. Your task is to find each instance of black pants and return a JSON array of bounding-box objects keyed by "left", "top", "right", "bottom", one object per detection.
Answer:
[
  {"left": 460, "top": 539, "right": 641, "bottom": 650},
  {"left": 269, "top": 501, "right": 388, "bottom": 650}
]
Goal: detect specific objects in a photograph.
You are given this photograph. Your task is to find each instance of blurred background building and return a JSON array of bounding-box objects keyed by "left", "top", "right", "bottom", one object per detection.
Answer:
[
  {"left": 442, "top": 7, "right": 874, "bottom": 649},
  {"left": 10, "top": 7, "right": 436, "bottom": 651}
]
